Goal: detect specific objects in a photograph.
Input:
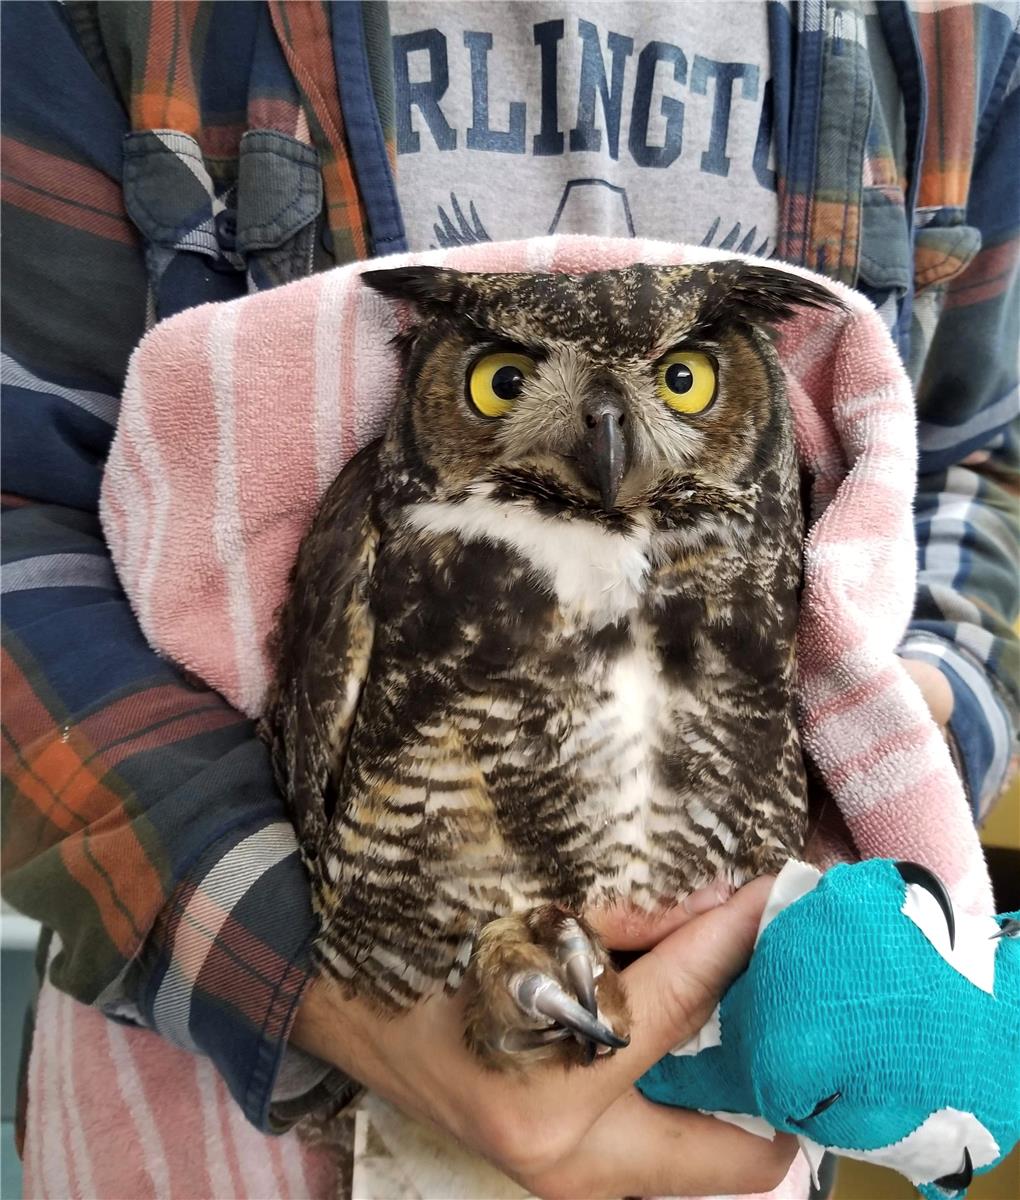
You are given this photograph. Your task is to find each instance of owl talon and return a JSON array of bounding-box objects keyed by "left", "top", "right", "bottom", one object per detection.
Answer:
[
  {"left": 556, "top": 919, "right": 598, "bottom": 1017},
  {"left": 555, "top": 920, "right": 601, "bottom": 1062},
  {"left": 511, "top": 971, "right": 629, "bottom": 1050},
  {"left": 464, "top": 906, "right": 630, "bottom": 1068}
]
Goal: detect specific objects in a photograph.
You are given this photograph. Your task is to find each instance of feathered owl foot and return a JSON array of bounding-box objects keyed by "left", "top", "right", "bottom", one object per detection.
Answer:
[{"left": 462, "top": 905, "right": 630, "bottom": 1071}]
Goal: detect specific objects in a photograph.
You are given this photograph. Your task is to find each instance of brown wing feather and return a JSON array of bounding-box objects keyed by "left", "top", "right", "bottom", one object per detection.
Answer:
[{"left": 261, "top": 441, "right": 381, "bottom": 855}]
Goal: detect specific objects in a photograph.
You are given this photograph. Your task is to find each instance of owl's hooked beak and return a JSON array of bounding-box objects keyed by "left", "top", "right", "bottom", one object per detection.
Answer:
[{"left": 578, "top": 392, "right": 630, "bottom": 510}]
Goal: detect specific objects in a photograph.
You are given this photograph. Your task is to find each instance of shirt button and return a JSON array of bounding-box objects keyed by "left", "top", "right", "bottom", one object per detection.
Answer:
[{"left": 214, "top": 208, "right": 237, "bottom": 252}]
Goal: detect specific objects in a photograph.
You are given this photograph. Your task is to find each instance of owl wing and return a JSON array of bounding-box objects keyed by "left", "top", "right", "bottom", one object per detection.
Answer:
[{"left": 261, "top": 441, "right": 381, "bottom": 854}]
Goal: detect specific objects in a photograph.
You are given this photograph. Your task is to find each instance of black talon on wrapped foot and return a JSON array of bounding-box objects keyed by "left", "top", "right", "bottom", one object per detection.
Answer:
[{"left": 462, "top": 905, "right": 631, "bottom": 1070}]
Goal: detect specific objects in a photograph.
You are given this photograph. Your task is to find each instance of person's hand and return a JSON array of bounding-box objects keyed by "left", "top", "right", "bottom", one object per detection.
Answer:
[
  {"left": 291, "top": 877, "right": 796, "bottom": 1199},
  {"left": 900, "top": 656, "right": 954, "bottom": 728}
]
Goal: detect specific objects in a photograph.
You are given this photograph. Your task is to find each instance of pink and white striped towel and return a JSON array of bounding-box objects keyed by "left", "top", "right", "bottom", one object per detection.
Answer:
[
  {"left": 100, "top": 234, "right": 992, "bottom": 915},
  {"left": 21, "top": 977, "right": 341, "bottom": 1200}
]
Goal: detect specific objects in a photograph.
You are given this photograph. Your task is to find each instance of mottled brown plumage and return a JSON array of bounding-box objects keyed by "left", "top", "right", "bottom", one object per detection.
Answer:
[{"left": 261, "top": 262, "right": 842, "bottom": 1065}]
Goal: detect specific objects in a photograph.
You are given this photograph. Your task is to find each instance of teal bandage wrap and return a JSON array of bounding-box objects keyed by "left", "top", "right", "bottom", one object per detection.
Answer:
[{"left": 637, "top": 860, "right": 1020, "bottom": 1198}]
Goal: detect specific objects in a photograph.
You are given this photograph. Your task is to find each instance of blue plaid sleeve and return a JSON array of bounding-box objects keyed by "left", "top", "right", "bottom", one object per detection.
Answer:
[
  {"left": 903, "top": 40, "right": 1020, "bottom": 814},
  {"left": 1, "top": 0, "right": 345, "bottom": 1132}
]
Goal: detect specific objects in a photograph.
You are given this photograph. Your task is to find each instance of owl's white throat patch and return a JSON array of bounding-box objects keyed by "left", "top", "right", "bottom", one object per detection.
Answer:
[{"left": 403, "top": 485, "right": 652, "bottom": 626}]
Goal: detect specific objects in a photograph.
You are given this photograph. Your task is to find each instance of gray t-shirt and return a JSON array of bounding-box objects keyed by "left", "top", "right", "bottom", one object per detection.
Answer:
[{"left": 390, "top": 2, "right": 778, "bottom": 253}]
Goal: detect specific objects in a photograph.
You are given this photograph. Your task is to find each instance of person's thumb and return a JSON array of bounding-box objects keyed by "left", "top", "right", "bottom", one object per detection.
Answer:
[{"left": 613, "top": 875, "right": 774, "bottom": 1084}]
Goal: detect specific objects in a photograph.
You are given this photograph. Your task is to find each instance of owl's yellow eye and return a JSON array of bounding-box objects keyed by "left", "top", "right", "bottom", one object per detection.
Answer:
[
  {"left": 467, "top": 352, "right": 537, "bottom": 418},
  {"left": 656, "top": 350, "right": 717, "bottom": 414}
]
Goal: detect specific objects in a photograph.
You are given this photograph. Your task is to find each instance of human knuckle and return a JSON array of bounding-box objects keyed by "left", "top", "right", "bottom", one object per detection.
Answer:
[
  {"left": 527, "top": 1167, "right": 591, "bottom": 1200},
  {"left": 479, "top": 1115, "right": 576, "bottom": 1179},
  {"left": 661, "top": 968, "right": 715, "bottom": 1041},
  {"left": 472, "top": 1109, "right": 521, "bottom": 1164},
  {"left": 747, "top": 1135, "right": 798, "bottom": 1192},
  {"left": 516, "top": 1149, "right": 603, "bottom": 1200}
]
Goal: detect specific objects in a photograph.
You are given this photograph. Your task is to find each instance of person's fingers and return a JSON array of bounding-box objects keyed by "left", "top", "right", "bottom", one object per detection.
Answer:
[
  {"left": 900, "top": 655, "right": 954, "bottom": 727},
  {"left": 580, "top": 876, "right": 774, "bottom": 1108},
  {"left": 526, "top": 1088, "right": 799, "bottom": 1200},
  {"left": 587, "top": 878, "right": 734, "bottom": 950}
]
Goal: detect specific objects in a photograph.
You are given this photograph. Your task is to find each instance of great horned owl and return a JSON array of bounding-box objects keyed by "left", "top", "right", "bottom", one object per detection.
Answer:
[{"left": 262, "top": 262, "right": 840, "bottom": 1067}]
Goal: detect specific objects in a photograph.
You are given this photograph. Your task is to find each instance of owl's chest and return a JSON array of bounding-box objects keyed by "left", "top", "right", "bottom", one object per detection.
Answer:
[
  {"left": 392, "top": 495, "right": 695, "bottom": 797},
  {"left": 368, "top": 496, "right": 797, "bottom": 903},
  {"left": 564, "top": 619, "right": 682, "bottom": 888}
]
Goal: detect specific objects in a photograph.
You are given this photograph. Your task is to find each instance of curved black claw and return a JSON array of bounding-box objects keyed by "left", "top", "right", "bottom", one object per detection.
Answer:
[
  {"left": 557, "top": 921, "right": 598, "bottom": 1015},
  {"left": 932, "top": 1147, "right": 973, "bottom": 1194},
  {"left": 512, "top": 972, "right": 629, "bottom": 1051},
  {"left": 556, "top": 919, "right": 600, "bottom": 1063},
  {"left": 895, "top": 861, "right": 956, "bottom": 949}
]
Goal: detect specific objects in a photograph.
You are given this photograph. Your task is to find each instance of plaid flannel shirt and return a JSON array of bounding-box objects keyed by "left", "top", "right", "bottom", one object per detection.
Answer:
[{"left": 3, "top": 0, "right": 1018, "bottom": 1133}]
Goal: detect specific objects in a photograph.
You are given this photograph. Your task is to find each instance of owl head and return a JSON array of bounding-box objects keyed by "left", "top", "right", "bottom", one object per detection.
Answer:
[{"left": 362, "top": 263, "right": 842, "bottom": 516}]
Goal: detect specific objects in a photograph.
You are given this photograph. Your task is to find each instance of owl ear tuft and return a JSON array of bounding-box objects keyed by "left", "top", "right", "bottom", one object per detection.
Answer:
[
  {"left": 724, "top": 264, "right": 849, "bottom": 324},
  {"left": 360, "top": 265, "right": 462, "bottom": 308}
]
